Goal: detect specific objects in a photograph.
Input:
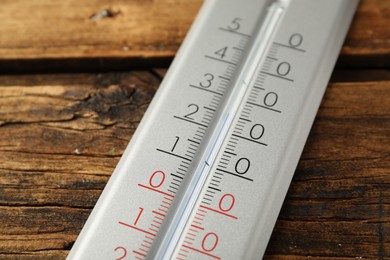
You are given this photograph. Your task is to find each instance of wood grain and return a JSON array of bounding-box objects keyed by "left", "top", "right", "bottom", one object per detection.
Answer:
[
  {"left": 0, "top": 0, "right": 389, "bottom": 258},
  {"left": 0, "top": 0, "right": 388, "bottom": 72},
  {"left": 0, "top": 0, "right": 200, "bottom": 59},
  {"left": 0, "top": 72, "right": 389, "bottom": 258}
]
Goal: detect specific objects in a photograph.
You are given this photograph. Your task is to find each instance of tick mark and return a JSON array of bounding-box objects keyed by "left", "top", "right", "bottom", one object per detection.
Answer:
[
  {"left": 218, "top": 27, "right": 250, "bottom": 37},
  {"left": 173, "top": 116, "right": 208, "bottom": 128},
  {"left": 156, "top": 148, "right": 192, "bottom": 161},
  {"left": 205, "top": 55, "right": 237, "bottom": 66},
  {"left": 260, "top": 71, "right": 294, "bottom": 82},
  {"left": 273, "top": 42, "right": 306, "bottom": 52},
  {"left": 216, "top": 168, "right": 253, "bottom": 182},
  {"left": 189, "top": 84, "right": 223, "bottom": 96}
]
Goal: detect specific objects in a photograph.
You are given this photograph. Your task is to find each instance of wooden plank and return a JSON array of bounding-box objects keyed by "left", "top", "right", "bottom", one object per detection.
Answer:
[
  {"left": 0, "top": 72, "right": 389, "bottom": 258},
  {"left": 0, "top": 0, "right": 201, "bottom": 72},
  {"left": 0, "top": 0, "right": 388, "bottom": 72},
  {"left": 343, "top": 0, "right": 390, "bottom": 57},
  {"left": 0, "top": 0, "right": 200, "bottom": 59}
]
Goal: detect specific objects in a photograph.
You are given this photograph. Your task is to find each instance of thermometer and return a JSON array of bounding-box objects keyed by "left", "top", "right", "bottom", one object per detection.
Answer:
[{"left": 68, "top": 0, "right": 359, "bottom": 259}]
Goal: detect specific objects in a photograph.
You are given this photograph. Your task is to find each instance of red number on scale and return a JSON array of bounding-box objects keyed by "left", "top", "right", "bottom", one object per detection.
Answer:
[
  {"left": 114, "top": 246, "right": 127, "bottom": 260},
  {"left": 149, "top": 170, "right": 166, "bottom": 188},
  {"left": 133, "top": 207, "right": 144, "bottom": 226},
  {"left": 201, "top": 232, "right": 219, "bottom": 252},
  {"left": 218, "top": 194, "right": 235, "bottom": 212}
]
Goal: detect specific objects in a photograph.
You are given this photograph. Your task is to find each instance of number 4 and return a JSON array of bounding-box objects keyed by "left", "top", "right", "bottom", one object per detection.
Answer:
[{"left": 214, "top": 46, "right": 228, "bottom": 59}]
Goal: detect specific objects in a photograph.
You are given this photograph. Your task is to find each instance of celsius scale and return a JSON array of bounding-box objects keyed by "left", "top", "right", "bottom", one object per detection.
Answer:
[{"left": 68, "top": 0, "right": 359, "bottom": 259}]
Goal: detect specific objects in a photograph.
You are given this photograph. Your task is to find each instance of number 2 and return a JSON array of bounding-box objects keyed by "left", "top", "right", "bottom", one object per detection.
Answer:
[
  {"left": 184, "top": 104, "right": 199, "bottom": 120},
  {"left": 114, "top": 246, "right": 127, "bottom": 260}
]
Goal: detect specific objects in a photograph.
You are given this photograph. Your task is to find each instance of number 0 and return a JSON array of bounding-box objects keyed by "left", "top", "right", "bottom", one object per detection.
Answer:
[
  {"left": 149, "top": 170, "right": 165, "bottom": 188},
  {"left": 235, "top": 158, "right": 250, "bottom": 175},
  {"left": 218, "top": 194, "right": 235, "bottom": 212},
  {"left": 276, "top": 62, "right": 291, "bottom": 76},
  {"left": 289, "top": 33, "right": 303, "bottom": 47},
  {"left": 250, "top": 124, "right": 265, "bottom": 140},
  {"left": 264, "top": 92, "right": 278, "bottom": 107},
  {"left": 202, "top": 232, "right": 219, "bottom": 252}
]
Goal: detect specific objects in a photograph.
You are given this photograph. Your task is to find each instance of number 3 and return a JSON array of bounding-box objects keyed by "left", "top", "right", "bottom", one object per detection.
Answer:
[{"left": 200, "top": 73, "right": 214, "bottom": 88}]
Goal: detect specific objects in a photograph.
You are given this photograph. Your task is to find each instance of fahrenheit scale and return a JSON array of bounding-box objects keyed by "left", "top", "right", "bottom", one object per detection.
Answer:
[{"left": 68, "top": 0, "right": 359, "bottom": 259}]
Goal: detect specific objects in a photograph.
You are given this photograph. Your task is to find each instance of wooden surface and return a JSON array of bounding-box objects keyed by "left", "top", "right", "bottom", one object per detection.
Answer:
[
  {"left": 0, "top": 0, "right": 389, "bottom": 259},
  {"left": 0, "top": 0, "right": 389, "bottom": 71}
]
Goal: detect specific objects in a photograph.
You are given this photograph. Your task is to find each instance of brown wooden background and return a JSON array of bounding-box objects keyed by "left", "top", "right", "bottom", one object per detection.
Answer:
[{"left": 0, "top": 0, "right": 389, "bottom": 259}]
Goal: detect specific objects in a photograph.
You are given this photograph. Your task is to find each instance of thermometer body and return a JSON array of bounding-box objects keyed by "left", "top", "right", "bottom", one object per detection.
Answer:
[{"left": 68, "top": 0, "right": 359, "bottom": 259}]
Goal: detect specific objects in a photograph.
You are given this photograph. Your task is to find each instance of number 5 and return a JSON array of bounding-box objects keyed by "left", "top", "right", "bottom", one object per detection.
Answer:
[{"left": 228, "top": 17, "right": 242, "bottom": 31}]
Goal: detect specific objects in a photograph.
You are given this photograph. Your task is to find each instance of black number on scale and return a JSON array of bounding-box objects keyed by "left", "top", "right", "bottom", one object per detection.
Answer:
[
  {"left": 249, "top": 124, "right": 265, "bottom": 140},
  {"left": 276, "top": 62, "right": 291, "bottom": 76},
  {"left": 227, "top": 17, "right": 242, "bottom": 31},
  {"left": 183, "top": 104, "right": 199, "bottom": 120},
  {"left": 171, "top": 136, "right": 179, "bottom": 152},
  {"left": 289, "top": 33, "right": 303, "bottom": 48},
  {"left": 263, "top": 92, "right": 278, "bottom": 107},
  {"left": 235, "top": 158, "right": 250, "bottom": 175},
  {"left": 214, "top": 47, "right": 228, "bottom": 59},
  {"left": 200, "top": 73, "right": 214, "bottom": 88}
]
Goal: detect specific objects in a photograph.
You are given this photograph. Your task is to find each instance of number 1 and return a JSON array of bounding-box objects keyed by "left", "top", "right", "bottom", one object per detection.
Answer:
[
  {"left": 134, "top": 207, "right": 144, "bottom": 226},
  {"left": 171, "top": 136, "right": 180, "bottom": 152}
]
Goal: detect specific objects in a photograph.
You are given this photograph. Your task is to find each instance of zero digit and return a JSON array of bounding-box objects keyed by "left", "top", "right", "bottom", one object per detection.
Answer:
[
  {"left": 276, "top": 62, "right": 291, "bottom": 76},
  {"left": 201, "top": 232, "right": 219, "bottom": 252},
  {"left": 149, "top": 170, "right": 166, "bottom": 188},
  {"left": 264, "top": 92, "right": 278, "bottom": 107},
  {"left": 250, "top": 124, "right": 265, "bottom": 140},
  {"left": 218, "top": 194, "right": 235, "bottom": 212},
  {"left": 289, "top": 33, "right": 303, "bottom": 47},
  {"left": 235, "top": 158, "right": 250, "bottom": 175}
]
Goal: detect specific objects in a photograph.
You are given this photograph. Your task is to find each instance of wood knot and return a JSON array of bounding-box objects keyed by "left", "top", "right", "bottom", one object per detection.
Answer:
[{"left": 90, "top": 9, "right": 121, "bottom": 21}]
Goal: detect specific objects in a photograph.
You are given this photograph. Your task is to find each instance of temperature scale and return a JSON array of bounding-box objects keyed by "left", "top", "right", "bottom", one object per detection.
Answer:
[{"left": 68, "top": 0, "right": 359, "bottom": 259}]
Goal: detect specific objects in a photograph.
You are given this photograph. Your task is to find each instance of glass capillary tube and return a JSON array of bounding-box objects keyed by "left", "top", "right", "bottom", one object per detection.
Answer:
[{"left": 149, "top": 1, "right": 288, "bottom": 259}]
